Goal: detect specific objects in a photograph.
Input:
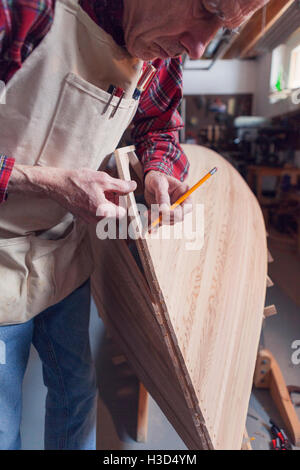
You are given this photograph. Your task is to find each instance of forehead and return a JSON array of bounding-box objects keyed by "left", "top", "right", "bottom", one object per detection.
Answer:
[{"left": 204, "top": 0, "right": 266, "bottom": 29}]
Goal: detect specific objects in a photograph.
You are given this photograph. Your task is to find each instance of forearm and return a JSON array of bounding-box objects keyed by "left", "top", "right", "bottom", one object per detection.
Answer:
[
  {"left": 8, "top": 164, "right": 60, "bottom": 196},
  {"left": 7, "top": 164, "right": 137, "bottom": 224}
]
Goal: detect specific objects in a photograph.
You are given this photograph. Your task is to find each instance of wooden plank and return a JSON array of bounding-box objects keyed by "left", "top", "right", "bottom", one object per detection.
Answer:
[
  {"left": 267, "top": 275, "right": 274, "bottom": 288},
  {"left": 90, "top": 144, "right": 267, "bottom": 450},
  {"left": 140, "top": 145, "right": 267, "bottom": 449},
  {"left": 254, "top": 349, "right": 300, "bottom": 446},
  {"left": 241, "top": 430, "right": 253, "bottom": 451},
  {"left": 224, "top": 0, "right": 295, "bottom": 59},
  {"left": 264, "top": 304, "right": 277, "bottom": 318},
  {"left": 91, "top": 239, "right": 208, "bottom": 449},
  {"left": 268, "top": 250, "right": 274, "bottom": 263},
  {"left": 137, "top": 383, "right": 150, "bottom": 443},
  {"left": 115, "top": 148, "right": 144, "bottom": 238}
]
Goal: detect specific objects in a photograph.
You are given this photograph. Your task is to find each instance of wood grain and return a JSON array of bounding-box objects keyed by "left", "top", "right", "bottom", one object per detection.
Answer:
[
  {"left": 137, "top": 383, "right": 149, "bottom": 443},
  {"left": 90, "top": 144, "right": 267, "bottom": 449}
]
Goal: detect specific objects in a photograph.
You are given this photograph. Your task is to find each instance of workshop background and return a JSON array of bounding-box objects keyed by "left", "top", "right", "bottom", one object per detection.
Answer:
[{"left": 21, "top": 0, "right": 300, "bottom": 450}]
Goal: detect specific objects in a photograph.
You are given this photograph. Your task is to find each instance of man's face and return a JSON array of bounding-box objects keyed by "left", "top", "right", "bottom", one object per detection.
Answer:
[{"left": 123, "top": 0, "right": 268, "bottom": 60}]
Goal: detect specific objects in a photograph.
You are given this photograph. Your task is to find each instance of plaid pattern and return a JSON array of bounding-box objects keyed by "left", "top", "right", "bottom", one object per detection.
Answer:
[
  {"left": 0, "top": 0, "right": 189, "bottom": 203},
  {"left": 133, "top": 57, "right": 189, "bottom": 182},
  {"left": 0, "top": 1, "right": 55, "bottom": 83},
  {"left": 0, "top": 155, "right": 14, "bottom": 202}
]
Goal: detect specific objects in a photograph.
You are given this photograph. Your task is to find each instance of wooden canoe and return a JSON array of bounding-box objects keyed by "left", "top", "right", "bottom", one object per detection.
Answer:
[{"left": 90, "top": 144, "right": 267, "bottom": 450}]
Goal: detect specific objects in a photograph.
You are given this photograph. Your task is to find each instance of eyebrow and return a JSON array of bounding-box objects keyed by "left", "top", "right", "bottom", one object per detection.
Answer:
[{"left": 202, "top": 1, "right": 225, "bottom": 20}]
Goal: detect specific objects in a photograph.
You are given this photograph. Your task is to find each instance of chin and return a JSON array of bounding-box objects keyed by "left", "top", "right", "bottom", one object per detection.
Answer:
[
  {"left": 133, "top": 49, "right": 159, "bottom": 60},
  {"left": 126, "top": 41, "right": 159, "bottom": 61},
  {"left": 140, "top": 51, "right": 161, "bottom": 60}
]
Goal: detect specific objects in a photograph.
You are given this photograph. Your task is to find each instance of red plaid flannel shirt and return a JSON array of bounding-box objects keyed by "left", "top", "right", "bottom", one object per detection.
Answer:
[{"left": 0, "top": 0, "right": 189, "bottom": 203}]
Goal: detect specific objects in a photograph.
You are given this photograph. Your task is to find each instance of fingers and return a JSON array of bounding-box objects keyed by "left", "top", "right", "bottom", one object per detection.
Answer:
[
  {"left": 94, "top": 174, "right": 136, "bottom": 221},
  {"left": 96, "top": 202, "right": 127, "bottom": 220},
  {"left": 171, "top": 183, "right": 189, "bottom": 204},
  {"left": 144, "top": 174, "right": 195, "bottom": 230},
  {"left": 149, "top": 173, "right": 170, "bottom": 205},
  {"left": 150, "top": 174, "right": 172, "bottom": 223},
  {"left": 101, "top": 173, "right": 137, "bottom": 195},
  {"left": 171, "top": 202, "right": 193, "bottom": 224},
  {"left": 180, "top": 195, "right": 193, "bottom": 216},
  {"left": 146, "top": 202, "right": 193, "bottom": 233}
]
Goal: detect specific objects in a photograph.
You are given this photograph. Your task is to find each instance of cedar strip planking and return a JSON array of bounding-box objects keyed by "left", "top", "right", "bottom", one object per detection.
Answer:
[{"left": 90, "top": 144, "right": 267, "bottom": 449}]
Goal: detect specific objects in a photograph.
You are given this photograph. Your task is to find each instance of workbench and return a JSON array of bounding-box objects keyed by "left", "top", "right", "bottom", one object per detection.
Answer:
[{"left": 247, "top": 165, "right": 300, "bottom": 205}]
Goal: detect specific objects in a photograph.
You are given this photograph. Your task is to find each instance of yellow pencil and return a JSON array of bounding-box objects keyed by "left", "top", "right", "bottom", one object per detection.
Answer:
[{"left": 150, "top": 167, "right": 218, "bottom": 230}]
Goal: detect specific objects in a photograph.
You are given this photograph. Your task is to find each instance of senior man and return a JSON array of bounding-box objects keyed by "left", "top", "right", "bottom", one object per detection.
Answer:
[{"left": 0, "top": 0, "right": 267, "bottom": 450}]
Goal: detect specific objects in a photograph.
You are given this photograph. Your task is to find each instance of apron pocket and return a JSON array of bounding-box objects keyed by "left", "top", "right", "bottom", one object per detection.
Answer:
[
  {"left": 28, "top": 217, "right": 93, "bottom": 315},
  {"left": 36, "top": 72, "right": 134, "bottom": 171},
  {"left": 0, "top": 236, "right": 30, "bottom": 325}
]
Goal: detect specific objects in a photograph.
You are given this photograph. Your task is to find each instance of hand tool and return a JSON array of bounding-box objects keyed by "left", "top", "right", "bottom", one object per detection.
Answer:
[{"left": 270, "top": 420, "right": 292, "bottom": 450}]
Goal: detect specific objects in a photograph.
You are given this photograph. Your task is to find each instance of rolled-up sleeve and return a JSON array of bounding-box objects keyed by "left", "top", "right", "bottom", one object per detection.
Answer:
[
  {"left": 132, "top": 57, "right": 190, "bottom": 182},
  {"left": 0, "top": 155, "right": 15, "bottom": 203}
]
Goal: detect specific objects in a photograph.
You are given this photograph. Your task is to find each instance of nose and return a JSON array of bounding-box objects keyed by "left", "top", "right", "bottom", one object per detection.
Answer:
[
  {"left": 180, "top": 23, "right": 220, "bottom": 59},
  {"left": 180, "top": 33, "right": 206, "bottom": 59}
]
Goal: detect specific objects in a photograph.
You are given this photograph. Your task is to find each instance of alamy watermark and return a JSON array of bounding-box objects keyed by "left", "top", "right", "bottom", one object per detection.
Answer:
[
  {"left": 291, "top": 339, "right": 300, "bottom": 366},
  {"left": 0, "top": 80, "right": 6, "bottom": 104},
  {"left": 96, "top": 199, "right": 205, "bottom": 251}
]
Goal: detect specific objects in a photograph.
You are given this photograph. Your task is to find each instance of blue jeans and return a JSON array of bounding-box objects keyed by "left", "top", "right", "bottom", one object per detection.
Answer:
[{"left": 0, "top": 279, "right": 97, "bottom": 450}]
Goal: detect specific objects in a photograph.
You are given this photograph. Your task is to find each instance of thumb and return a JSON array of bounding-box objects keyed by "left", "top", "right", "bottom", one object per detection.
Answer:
[
  {"left": 153, "top": 176, "right": 171, "bottom": 210},
  {"left": 105, "top": 175, "right": 137, "bottom": 195}
]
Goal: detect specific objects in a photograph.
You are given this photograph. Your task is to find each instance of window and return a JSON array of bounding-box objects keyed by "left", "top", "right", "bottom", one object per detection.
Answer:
[
  {"left": 270, "top": 45, "right": 287, "bottom": 93},
  {"left": 288, "top": 44, "right": 300, "bottom": 90}
]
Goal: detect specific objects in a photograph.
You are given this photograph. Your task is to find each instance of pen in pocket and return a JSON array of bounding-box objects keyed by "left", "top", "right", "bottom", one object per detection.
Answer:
[
  {"left": 133, "top": 64, "right": 157, "bottom": 100},
  {"left": 102, "top": 85, "right": 125, "bottom": 117}
]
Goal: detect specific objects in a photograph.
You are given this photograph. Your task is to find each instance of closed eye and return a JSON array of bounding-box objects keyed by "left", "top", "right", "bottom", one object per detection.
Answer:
[{"left": 223, "top": 26, "right": 241, "bottom": 37}]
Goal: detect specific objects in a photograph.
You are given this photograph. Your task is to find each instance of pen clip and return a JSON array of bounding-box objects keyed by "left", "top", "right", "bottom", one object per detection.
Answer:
[
  {"left": 110, "top": 89, "right": 125, "bottom": 119},
  {"left": 102, "top": 86, "right": 117, "bottom": 115}
]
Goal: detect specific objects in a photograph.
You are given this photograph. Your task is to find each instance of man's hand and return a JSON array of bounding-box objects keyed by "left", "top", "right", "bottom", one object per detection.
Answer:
[
  {"left": 9, "top": 165, "right": 137, "bottom": 224},
  {"left": 144, "top": 170, "right": 192, "bottom": 227}
]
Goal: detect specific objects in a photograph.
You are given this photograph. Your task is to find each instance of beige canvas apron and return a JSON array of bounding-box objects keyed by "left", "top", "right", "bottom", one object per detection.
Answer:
[{"left": 0, "top": 0, "right": 143, "bottom": 325}]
